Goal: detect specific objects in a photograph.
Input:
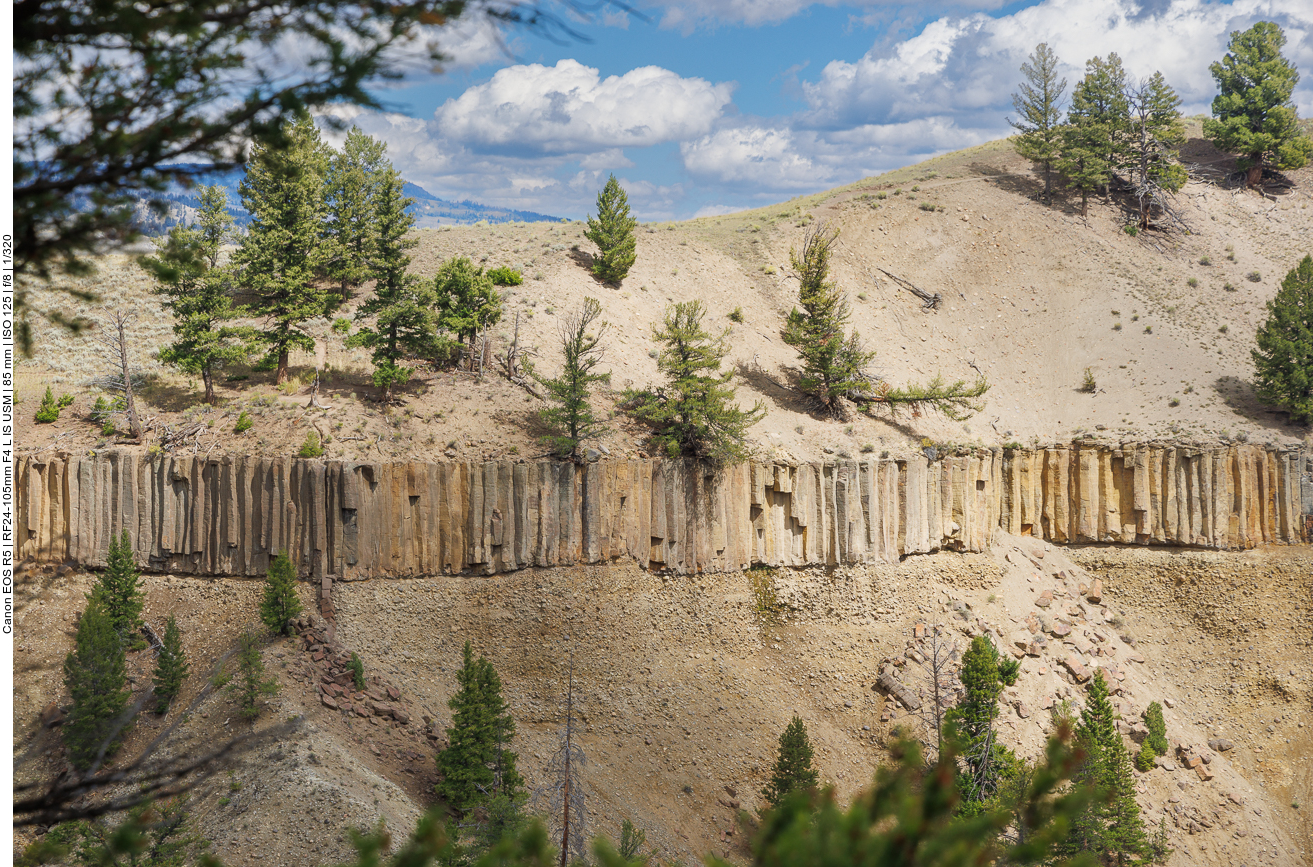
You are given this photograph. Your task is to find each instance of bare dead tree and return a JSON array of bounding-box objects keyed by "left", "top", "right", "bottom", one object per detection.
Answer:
[
  {"left": 908, "top": 625, "right": 961, "bottom": 764},
  {"left": 499, "top": 311, "right": 539, "bottom": 395},
  {"left": 94, "top": 311, "right": 144, "bottom": 441},
  {"left": 533, "top": 646, "right": 587, "bottom": 867}
]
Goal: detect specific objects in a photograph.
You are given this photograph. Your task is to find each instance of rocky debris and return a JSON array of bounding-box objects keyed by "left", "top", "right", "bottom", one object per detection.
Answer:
[
  {"left": 876, "top": 670, "right": 922, "bottom": 711},
  {"left": 1085, "top": 579, "right": 1103, "bottom": 604},
  {"left": 1063, "top": 654, "right": 1091, "bottom": 682},
  {"left": 290, "top": 615, "right": 416, "bottom": 730},
  {"left": 1208, "top": 737, "right": 1234, "bottom": 752}
]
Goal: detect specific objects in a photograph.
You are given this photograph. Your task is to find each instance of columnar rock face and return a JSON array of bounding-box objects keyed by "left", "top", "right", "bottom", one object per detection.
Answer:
[{"left": 14, "top": 445, "right": 1311, "bottom": 578}]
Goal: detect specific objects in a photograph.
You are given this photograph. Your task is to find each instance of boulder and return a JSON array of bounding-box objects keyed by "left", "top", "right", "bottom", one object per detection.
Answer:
[
  {"left": 1063, "top": 655, "right": 1091, "bottom": 682},
  {"left": 1208, "top": 737, "right": 1234, "bottom": 752},
  {"left": 320, "top": 694, "right": 339, "bottom": 710},
  {"left": 1086, "top": 579, "right": 1103, "bottom": 604}
]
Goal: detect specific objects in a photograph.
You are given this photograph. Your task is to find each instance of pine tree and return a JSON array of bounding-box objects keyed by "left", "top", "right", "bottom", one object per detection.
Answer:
[
  {"left": 1060, "top": 53, "right": 1131, "bottom": 215},
  {"left": 623, "top": 300, "right": 765, "bottom": 462},
  {"left": 584, "top": 174, "right": 638, "bottom": 283},
  {"left": 1010, "top": 43, "right": 1068, "bottom": 199},
  {"left": 232, "top": 627, "right": 279, "bottom": 721},
  {"left": 63, "top": 598, "right": 133, "bottom": 770},
  {"left": 141, "top": 185, "right": 253, "bottom": 404},
  {"left": 1252, "top": 255, "right": 1313, "bottom": 424},
  {"left": 1143, "top": 701, "right": 1168, "bottom": 757},
  {"left": 90, "top": 530, "right": 145, "bottom": 649},
  {"left": 534, "top": 297, "right": 610, "bottom": 458},
  {"left": 324, "top": 126, "right": 387, "bottom": 301},
  {"left": 946, "top": 634, "right": 1018, "bottom": 812},
  {"left": 348, "top": 161, "right": 442, "bottom": 398},
  {"left": 433, "top": 256, "right": 502, "bottom": 370},
  {"left": 259, "top": 551, "right": 303, "bottom": 636},
  {"left": 438, "top": 640, "right": 523, "bottom": 812},
  {"left": 1061, "top": 670, "right": 1148, "bottom": 864},
  {"left": 1204, "top": 21, "right": 1313, "bottom": 189},
  {"left": 479, "top": 657, "right": 523, "bottom": 801},
  {"left": 151, "top": 615, "right": 190, "bottom": 714},
  {"left": 782, "top": 224, "right": 874, "bottom": 414},
  {"left": 234, "top": 112, "right": 336, "bottom": 384},
  {"left": 1126, "top": 72, "right": 1187, "bottom": 230},
  {"left": 761, "top": 716, "right": 819, "bottom": 808}
]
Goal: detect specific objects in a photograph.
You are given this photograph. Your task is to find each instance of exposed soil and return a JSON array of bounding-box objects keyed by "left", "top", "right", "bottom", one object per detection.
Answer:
[
  {"left": 15, "top": 121, "right": 1313, "bottom": 466},
  {"left": 13, "top": 544, "right": 1313, "bottom": 866}
]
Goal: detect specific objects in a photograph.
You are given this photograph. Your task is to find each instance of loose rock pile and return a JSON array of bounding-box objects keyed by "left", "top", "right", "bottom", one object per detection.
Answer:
[{"left": 288, "top": 614, "right": 417, "bottom": 730}]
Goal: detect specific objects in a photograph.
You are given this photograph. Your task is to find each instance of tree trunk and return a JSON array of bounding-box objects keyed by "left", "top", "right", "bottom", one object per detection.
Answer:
[
  {"left": 276, "top": 350, "right": 290, "bottom": 385},
  {"left": 202, "top": 366, "right": 215, "bottom": 404},
  {"left": 1081, "top": 192, "right": 1088, "bottom": 217},
  {"left": 115, "top": 315, "right": 143, "bottom": 441},
  {"left": 1246, "top": 156, "right": 1263, "bottom": 189}
]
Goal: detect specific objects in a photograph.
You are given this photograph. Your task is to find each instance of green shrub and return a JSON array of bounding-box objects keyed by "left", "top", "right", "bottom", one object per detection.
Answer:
[
  {"left": 298, "top": 430, "right": 324, "bottom": 457},
  {"left": 1144, "top": 701, "right": 1169, "bottom": 755},
  {"left": 918, "top": 202, "right": 936, "bottom": 212},
  {"left": 1224, "top": 282, "right": 1236, "bottom": 291},
  {"left": 348, "top": 652, "right": 365, "bottom": 690},
  {"left": 331, "top": 317, "right": 351, "bottom": 334},
  {"left": 1113, "top": 322, "right": 1123, "bottom": 331},
  {"left": 1186, "top": 277, "right": 1198, "bottom": 287},
  {"left": 1199, "top": 256, "right": 1211, "bottom": 266},
  {"left": 1135, "top": 740, "right": 1157, "bottom": 772},
  {"left": 1144, "top": 325, "right": 1153, "bottom": 334},
  {"left": 728, "top": 306, "right": 744, "bottom": 323},
  {"left": 1168, "top": 397, "right": 1180, "bottom": 407},
  {"left": 487, "top": 266, "right": 523, "bottom": 286},
  {"left": 234, "top": 410, "right": 253, "bottom": 433},
  {"left": 1123, "top": 224, "right": 1139, "bottom": 236},
  {"left": 35, "top": 386, "right": 73, "bottom": 423},
  {"left": 997, "top": 654, "right": 1021, "bottom": 686},
  {"left": 1219, "top": 324, "right": 1228, "bottom": 333},
  {"left": 1248, "top": 271, "right": 1262, "bottom": 282},
  {"left": 1080, "top": 368, "right": 1096, "bottom": 393},
  {"left": 259, "top": 551, "right": 303, "bottom": 636}
]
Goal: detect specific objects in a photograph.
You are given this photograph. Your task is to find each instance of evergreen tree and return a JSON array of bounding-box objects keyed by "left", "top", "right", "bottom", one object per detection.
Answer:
[
  {"left": 1060, "top": 53, "right": 1131, "bottom": 215},
  {"left": 438, "top": 641, "right": 522, "bottom": 812},
  {"left": 534, "top": 297, "right": 610, "bottom": 458},
  {"left": 348, "top": 162, "right": 442, "bottom": 398},
  {"left": 434, "top": 256, "right": 502, "bottom": 370},
  {"left": 141, "top": 185, "right": 253, "bottom": 403},
  {"left": 1010, "top": 43, "right": 1068, "bottom": 199},
  {"left": 782, "top": 224, "right": 874, "bottom": 414},
  {"left": 231, "top": 627, "right": 279, "bottom": 721},
  {"left": 1252, "top": 254, "right": 1313, "bottom": 424},
  {"left": 1126, "top": 72, "right": 1187, "bottom": 230},
  {"left": 234, "top": 112, "right": 336, "bottom": 384},
  {"left": 761, "top": 716, "right": 819, "bottom": 808},
  {"left": 1061, "top": 670, "right": 1148, "bottom": 864},
  {"left": 623, "top": 300, "right": 765, "bottom": 462},
  {"left": 259, "top": 551, "right": 303, "bottom": 637},
  {"left": 945, "top": 634, "right": 1018, "bottom": 812},
  {"left": 151, "top": 615, "right": 190, "bottom": 714},
  {"left": 584, "top": 174, "right": 638, "bottom": 283},
  {"left": 324, "top": 126, "right": 388, "bottom": 301},
  {"left": 62, "top": 598, "right": 132, "bottom": 770},
  {"left": 1144, "top": 701, "right": 1168, "bottom": 756},
  {"left": 1204, "top": 21, "right": 1313, "bottom": 189},
  {"left": 90, "top": 530, "right": 145, "bottom": 649}
]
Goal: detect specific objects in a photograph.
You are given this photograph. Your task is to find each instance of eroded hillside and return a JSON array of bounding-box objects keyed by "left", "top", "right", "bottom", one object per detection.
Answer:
[
  {"left": 12, "top": 545, "right": 1313, "bottom": 865},
  {"left": 15, "top": 124, "right": 1313, "bottom": 465}
]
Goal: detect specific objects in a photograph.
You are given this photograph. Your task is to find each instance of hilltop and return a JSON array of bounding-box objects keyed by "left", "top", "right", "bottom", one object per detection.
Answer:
[{"left": 16, "top": 121, "right": 1313, "bottom": 465}]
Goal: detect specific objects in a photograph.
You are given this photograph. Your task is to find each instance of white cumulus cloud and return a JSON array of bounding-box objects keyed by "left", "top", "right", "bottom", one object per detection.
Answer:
[{"left": 434, "top": 59, "right": 735, "bottom": 154}]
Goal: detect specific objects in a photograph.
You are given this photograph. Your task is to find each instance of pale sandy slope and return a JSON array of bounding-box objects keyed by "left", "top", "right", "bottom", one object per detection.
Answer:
[{"left": 16, "top": 127, "right": 1312, "bottom": 464}]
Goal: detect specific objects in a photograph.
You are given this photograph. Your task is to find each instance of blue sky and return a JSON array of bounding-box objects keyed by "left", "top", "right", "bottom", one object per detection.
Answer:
[{"left": 320, "top": 0, "right": 1313, "bottom": 220}]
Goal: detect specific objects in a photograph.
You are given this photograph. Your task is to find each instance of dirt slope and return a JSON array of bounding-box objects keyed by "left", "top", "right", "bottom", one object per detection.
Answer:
[
  {"left": 13, "top": 545, "right": 1312, "bottom": 866},
  {"left": 15, "top": 123, "right": 1313, "bottom": 464}
]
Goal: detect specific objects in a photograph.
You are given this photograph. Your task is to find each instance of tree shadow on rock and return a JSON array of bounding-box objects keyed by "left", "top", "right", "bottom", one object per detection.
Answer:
[{"left": 734, "top": 360, "right": 816, "bottom": 416}]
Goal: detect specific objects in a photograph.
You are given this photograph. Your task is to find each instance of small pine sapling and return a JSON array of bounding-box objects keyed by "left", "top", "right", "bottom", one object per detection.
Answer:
[
  {"left": 298, "top": 430, "right": 324, "bottom": 457},
  {"left": 231, "top": 627, "right": 279, "bottom": 721},
  {"left": 348, "top": 652, "right": 365, "bottom": 690},
  {"left": 152, "top": 615, "right": 190, "bottom": 714},
  {"left": 90, "top": 530, "right": 146, "bottom": 649},
  {"left": 35, "top": 386, "right": 73, "bottom": 423},
  {"left": 259, "top": 551, "right": 303, "bottom": 636},
  {"left": 62, "top": 598, "right": 133, "bottom": 769},
  {"left": 584, "top": 174, "right": 638, "bottom": 282},
  {"left": 761, "top": 716, "right": 819, "bottom": 809},
  {"left": 234, "top": 410, "right": 253, "bottom": 433},
  {"left": 1144, "top": 701, "right": 1169, "bottom": 755}
]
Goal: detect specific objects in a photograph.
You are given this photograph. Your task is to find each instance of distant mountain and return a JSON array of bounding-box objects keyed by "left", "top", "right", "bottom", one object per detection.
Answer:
[{"left": 129, "top": 165, "right": 562, "bottom": 234}]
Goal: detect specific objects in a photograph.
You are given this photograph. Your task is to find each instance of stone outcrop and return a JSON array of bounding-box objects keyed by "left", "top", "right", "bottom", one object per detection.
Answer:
[{"left": 14, "top": 443, "right": 1311, "bottom": 578}]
